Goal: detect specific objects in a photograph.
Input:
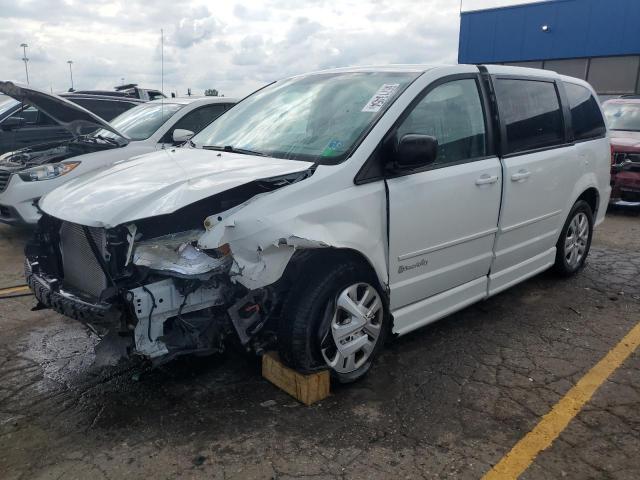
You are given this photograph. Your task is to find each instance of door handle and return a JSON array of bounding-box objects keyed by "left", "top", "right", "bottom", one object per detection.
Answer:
[
  {"left": 475, "top": 174, "right": 499, "bottom": 185},
  {"left": 511, "top": 170, "right": 531, "bottom": 182}
]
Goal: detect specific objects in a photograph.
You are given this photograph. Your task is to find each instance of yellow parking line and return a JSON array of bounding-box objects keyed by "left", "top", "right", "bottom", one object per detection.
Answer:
[
  {"left": 0, "top": 285, "right": 30, "bottom": 295},
  {"left": 483, "top": 321, "right": 640, "bottom": 480}
]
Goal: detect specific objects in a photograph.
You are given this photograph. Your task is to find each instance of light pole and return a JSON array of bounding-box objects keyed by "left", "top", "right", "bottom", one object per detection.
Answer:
[
  {"left": 67, "top": 60, "right": 74, "bottom": 91},
  {"left": 20, "top": 43, "right": 29, "bottom": 84}
]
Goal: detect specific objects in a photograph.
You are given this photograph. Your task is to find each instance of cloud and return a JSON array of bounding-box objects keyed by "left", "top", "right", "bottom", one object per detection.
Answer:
[
  {"left": 0, "top": 0, "right": 532, "bottom": 97},
  {"left": 285, "top": 17, "right": 322, "bottom": 44},
  {"left": 231, "top": 35, "right": 267, "bottom": 66},
  {"left": 169, "top": 6, "right": 223, "bottom": 49},
  {"left": 233, "top": 4, "right": 271, "bottom": 21}
]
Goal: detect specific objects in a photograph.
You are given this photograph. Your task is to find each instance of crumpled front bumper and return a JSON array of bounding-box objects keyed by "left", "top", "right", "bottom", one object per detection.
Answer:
[
  {"left": 25, "top": 256, "right": 117, "bottom": 328},
  {"left": 611, "top": 167, "right": 640, "bottom": 203}
]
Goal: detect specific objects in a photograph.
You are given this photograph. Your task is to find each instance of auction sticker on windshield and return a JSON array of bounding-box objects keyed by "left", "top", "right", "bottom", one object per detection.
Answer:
[{"left": 362, "top": 84, "right": 400, "bottom": 113}]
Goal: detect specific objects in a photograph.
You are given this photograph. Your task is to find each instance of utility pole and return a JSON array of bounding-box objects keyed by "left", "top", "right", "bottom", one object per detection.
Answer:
[
  {"left": 160, "top": 28, "right": 164, "bottom": 97},
  {"left": 20, "top": 43, "right": 29, "bottom": 84},
  {"left": 67, "top": 60, "right": 74, "bottom": 91}
]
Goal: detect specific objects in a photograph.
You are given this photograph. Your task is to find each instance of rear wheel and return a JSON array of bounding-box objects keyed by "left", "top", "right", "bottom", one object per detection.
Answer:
[
  {"left": 554, "top": 200, "right": 593, "bottom": 276},
  {"left": 278, "top": 260, "right": 389, "bottom": 383}
]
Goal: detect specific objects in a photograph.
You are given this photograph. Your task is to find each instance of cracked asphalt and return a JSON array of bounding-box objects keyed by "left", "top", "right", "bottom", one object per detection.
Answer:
[{"left": 1, "top": 209, "right": 639, "bottom": 479}]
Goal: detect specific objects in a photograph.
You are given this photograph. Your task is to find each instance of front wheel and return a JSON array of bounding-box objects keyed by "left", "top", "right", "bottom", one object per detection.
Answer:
[
  {"left": 278, "top": 261, "right": 389, "bottom": 383},
  {"left": 554, "top": 200, "right": 593, "bottom": 276}
]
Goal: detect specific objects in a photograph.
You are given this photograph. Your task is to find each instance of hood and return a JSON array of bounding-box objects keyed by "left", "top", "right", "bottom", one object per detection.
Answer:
[
  {"left": 0, "top": 81, "right": 125, "bottom": 139},
  {"left": 611, "top": 130, "right": 640, "bottom": 152},
  {"left": 40, "top": 147, "right": 311, "bottom": 228}
]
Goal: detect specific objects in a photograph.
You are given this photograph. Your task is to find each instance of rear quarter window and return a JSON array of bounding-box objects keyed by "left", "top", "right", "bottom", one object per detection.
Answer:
[
  {"left": 495, "top": 78, "right": 565, "bottom": 155},
  {"left": 564, "top": 83, "right": 606, "bottom": 141}
]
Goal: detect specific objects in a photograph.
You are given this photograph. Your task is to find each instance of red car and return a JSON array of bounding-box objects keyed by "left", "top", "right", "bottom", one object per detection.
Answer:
[{"left": 604, "top": 96, "right": 640, "bottom": 204}]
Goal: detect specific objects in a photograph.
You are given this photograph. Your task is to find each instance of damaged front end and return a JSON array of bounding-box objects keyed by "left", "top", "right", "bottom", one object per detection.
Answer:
[
  {"left": 25, "top": 171, "right": 309, "bottom": 365},
  {"left": 0, "top": 137, "right": 118, "bottom": 179}
]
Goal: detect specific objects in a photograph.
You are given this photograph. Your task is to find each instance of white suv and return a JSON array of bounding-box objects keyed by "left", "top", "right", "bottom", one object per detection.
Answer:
[
  {"left": 25, "top": 65, "right": 610, "bottom": 382},
  {"left": 0, "top": 82, "right": 235, "bottom": 225}
]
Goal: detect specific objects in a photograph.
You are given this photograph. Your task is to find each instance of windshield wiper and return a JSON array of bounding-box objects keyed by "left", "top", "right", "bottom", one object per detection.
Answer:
[
  {"left": 94, "top": 134, "right": 122, "bottom": 146},
  {"left": 202, "top": 145, "right": 267, "bottom": 157}
]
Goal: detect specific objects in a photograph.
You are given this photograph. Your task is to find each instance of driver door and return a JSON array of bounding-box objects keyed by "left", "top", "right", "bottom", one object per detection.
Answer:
[{"left": 385, "top": 76, "right": 502, "bottom": 335}]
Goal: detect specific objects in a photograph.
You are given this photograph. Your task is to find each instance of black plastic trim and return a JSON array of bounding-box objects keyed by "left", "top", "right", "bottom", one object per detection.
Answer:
[{"left": 501, "top": 142, "right": 575, "bottom": 159}]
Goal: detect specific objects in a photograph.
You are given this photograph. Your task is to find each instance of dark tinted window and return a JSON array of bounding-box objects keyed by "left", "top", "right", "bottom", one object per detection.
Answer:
[
  {"left": 495, "top": 79, "right": 564, "bottom": 154},
  {"left": 19, "top": 106, "right": 56, "bottom": 125},
  {"left": 564, "top": 83, "right": 606, "bottom": 141},
  {"left": 160, "top": 104, "right": 228, "bottom": 143},
  {"left": 147, "top": 91, "right": 165, "bottom": 101},
  {"left": 396, "top": 79, "right": 486, "bottom": 165},
  {"left": 71, "top": 99, "right": 137, "bottom": 121},
  {"left": 174, "top": 104, "right": 227, "bottom": 133}
]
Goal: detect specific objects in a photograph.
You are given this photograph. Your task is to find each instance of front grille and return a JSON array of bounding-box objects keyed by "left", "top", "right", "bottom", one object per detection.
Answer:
[
  {"left": 59, "top": 222, "right": 108, "bottom": 298},
  {"left": 0, "top": 169, "right": 11, "bottom": 192}
]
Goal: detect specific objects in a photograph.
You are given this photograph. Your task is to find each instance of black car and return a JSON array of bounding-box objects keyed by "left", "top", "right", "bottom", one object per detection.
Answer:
[{"left": 0, "top": 90, "right": 144, "bottom": 154}]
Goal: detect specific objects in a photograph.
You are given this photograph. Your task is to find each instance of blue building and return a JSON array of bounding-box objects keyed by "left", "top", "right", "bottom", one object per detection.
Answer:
[{"left": 458, "top": 0, "right": 640, "bottom": 98}]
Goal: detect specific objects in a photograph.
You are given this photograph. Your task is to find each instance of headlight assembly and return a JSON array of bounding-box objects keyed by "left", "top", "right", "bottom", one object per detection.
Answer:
[
  {"left": 132, "top": 230, "right": 232, "bottom": 278},
  {"left": 19, "top": 161, "right": 81, "bottom": 182}
]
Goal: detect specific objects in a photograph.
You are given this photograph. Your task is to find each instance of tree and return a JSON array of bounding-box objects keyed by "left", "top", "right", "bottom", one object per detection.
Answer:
[{"left": 204, "top": 88, "right": 219, "bottom": 97}]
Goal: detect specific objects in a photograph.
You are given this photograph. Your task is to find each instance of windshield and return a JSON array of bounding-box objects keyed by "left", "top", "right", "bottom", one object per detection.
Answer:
[
  {"left": 604, "top": 102, "right": 640, "bottom": 132},
  {"left": 94, "top": 102, "right": 183, "bottom": 141},
  {"left": 0, "top": 97, "right": 18, "bottom": 120},
  {"left": 192, "top": 71, "right": 419, "bottom": 163}
]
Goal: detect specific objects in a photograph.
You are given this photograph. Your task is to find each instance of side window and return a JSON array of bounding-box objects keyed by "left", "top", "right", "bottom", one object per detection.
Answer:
[
  {"left": 71, "top": 99, "right": 135, "bottom": 121},
  {"left": 147, "top": 91, "right": 165, "bottom": 101},
  {"left": 396, "top": 78, "right": 487, "bottom": 165},
  {"left": 495, "top": 79, "right": 564, "bottom": 154},
  {"left": 564, "top": 83, "right": 606, "bottom": 141},
  {"left": 19, "top": 106, "right": 55, "bottom": 126},
  {"left": 161, "top": 104, "right": 227, "bottom": 143},
  {"left": 21, "top": 106, "right": 39, "bottom": 124}
]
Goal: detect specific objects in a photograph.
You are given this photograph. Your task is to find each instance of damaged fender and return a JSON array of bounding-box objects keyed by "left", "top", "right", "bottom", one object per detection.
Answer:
[{"left": 198, "top": 165, "right": 389, "bottom": 292}]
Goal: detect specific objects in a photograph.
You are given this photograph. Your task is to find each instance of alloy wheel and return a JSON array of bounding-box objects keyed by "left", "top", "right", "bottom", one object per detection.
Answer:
[{"left": 564, "top": 212, "right": 589, "bottom": 268}]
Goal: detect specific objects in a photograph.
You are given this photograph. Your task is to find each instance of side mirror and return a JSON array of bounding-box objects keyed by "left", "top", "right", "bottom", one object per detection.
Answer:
[
  {"left": 393, "top": 134, "right": 438, "bottom": 170},
  {"left": 1, "top": 116, "right": 24, "bottom": 131},
  {"left": 172, "top": 129, "right": 194, "bottom": 144}
]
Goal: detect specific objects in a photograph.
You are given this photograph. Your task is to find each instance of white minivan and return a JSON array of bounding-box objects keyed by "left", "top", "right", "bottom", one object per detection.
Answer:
[
  {"left": 25, "top": 65, "right": 610, "bottom": 381},
  {"left": 0, "top": 82, "right": 235, "bottom": 225}
]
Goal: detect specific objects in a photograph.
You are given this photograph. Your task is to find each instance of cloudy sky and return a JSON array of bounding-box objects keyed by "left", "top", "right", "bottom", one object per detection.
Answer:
[{"left": 0, "top": 0, "right": 544, "bottom": 98}]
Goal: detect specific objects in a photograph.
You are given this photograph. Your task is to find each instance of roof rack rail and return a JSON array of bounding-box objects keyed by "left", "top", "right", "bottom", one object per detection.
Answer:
[{"left": 620, "top": 94, "right": 640, "bottom": 99}]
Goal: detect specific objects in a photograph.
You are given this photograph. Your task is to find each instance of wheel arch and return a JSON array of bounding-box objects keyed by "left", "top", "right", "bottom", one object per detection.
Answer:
[
  {"left": 576, "top": 186, "right": 600, "bottom": 219},
  {"left": 279, "top": 247, "right": 389, "bottom": 299},
  {"left": 558, "top": 176, "right": 601, "bottom": 246}
]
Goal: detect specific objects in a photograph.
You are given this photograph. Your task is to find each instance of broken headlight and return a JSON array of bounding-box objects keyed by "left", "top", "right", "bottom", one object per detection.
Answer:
[
  {"left": 132, "top": 230, "right": 231, "bottom": 278},
  {"left": 18, "top": 161, "right": 81, "bottom": 181}
]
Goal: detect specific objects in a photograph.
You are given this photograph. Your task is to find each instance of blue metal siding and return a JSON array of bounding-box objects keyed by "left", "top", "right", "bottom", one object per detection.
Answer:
[{"left": 459, "top": 0, "right": 640, "bottom": 63}]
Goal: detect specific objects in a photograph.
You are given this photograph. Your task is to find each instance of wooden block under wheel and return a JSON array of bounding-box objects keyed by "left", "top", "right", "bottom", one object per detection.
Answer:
[{"left": 262, "top": 351, "right": 330, "bottom": 406}]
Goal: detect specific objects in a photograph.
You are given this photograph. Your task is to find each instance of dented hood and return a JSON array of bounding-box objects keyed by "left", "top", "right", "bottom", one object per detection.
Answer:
[
  {"left": 0, "top": 81, "right": 125, "bottom": 139},
  {"left": 39, "top": 147, "right": 310, "bottom": 228}
]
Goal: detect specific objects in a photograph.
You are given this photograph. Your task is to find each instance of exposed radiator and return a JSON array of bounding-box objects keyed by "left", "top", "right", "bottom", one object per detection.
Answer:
[{"left": 59, "top": 222, "right": 108, "bottom": 298}]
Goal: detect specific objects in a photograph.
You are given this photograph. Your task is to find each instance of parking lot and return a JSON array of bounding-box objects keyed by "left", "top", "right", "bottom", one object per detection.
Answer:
[{"left": 0, "top": 209, "right": 638, "bottom": 480}]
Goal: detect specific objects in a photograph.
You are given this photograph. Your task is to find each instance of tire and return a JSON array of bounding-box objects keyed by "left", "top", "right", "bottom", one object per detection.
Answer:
[
  {"left": 554, "top": 200, "right": 594, "bottom": 276},
  {"left": 278, "top": 259, "right": 389, "bottom": 383}
]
